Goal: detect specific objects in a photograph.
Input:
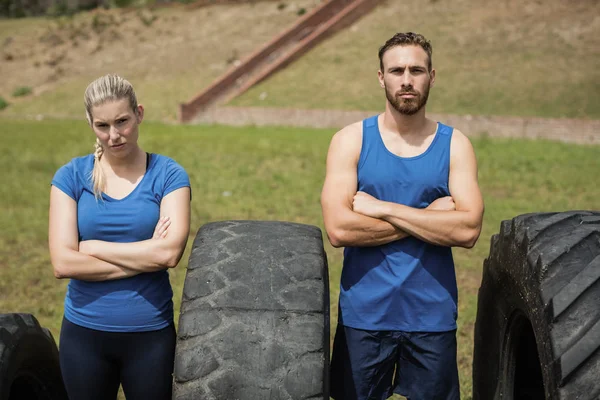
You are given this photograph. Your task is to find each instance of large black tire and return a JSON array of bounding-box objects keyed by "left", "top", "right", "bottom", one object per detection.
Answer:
[
  {"left": 473, "top": 211, "right": 600, "bottom": 400},
  {"left": 173, "top": 221, "right": 330, "bottom": 400},
  {"left": 0, "top": 313, "right": 67, "bottom": 400}
]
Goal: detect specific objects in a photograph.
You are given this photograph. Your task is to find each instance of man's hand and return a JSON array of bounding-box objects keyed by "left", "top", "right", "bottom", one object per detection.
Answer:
[
  {"left": 427, "top": 196, "right": 455, "bottom": 211},
  {"left": 353, "top": 193, "right": 456, "bottom": 220},
  {"left": 152, "top": 216, "right": 171, "bottom": 239},
  {"left": 352, "top": 191, "right": 387, "bottom": 219}
]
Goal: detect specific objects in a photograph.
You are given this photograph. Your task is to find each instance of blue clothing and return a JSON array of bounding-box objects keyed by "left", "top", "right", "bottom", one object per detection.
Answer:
[
  {"left": 51, "top": 153, "right": 190, "bottom": 332},
  {"left": 340, "top": 115, "right": 458, "bottom": 332},
  {"left": 330, "top": 323, "right": 460, "bottom": 400}
]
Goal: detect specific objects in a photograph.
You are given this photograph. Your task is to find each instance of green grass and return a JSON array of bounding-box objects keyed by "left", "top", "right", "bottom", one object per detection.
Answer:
[{"left": 0, "top": 119, "right": 598, "bottom": 399}]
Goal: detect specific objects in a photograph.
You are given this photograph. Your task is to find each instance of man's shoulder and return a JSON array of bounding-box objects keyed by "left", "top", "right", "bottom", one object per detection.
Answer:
[
  {"left": 329, "top": 121, "right": 365, "bottom": 156},
  {"left": 334, "top": 114, "right": 380, "bottom": 142},
  {"left": 337, "top": 120, "right": 363, "bottom": 136},
  {"left": 447, "top": 127, "right": 472, "bottom": 148},
  {"left": 447, "top": 127, "right": 477, "bottom": 164}
]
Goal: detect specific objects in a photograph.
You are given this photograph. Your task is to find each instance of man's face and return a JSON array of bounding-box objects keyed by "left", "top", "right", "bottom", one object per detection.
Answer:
[{"left": 378, "top": 45, "right": 435, "bottom": 115}]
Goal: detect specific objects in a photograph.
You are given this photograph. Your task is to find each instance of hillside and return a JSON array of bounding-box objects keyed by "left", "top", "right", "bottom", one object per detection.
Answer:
[
  {"left": 232, "top": 0, "right": 600, "bottom": 119},
  {"left": 1, "top": 0, "right": 598, "bottom": 121},
  {"left": 0, "top": 0, "right": 321, "bottom": 121}
]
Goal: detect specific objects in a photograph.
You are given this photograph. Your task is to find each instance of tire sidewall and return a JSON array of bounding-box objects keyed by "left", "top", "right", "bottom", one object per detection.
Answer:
[
  {"left": 0, "top": 316, "right": 66, "bottom": 400},
  {"left": 473, "top": 244, "right": 558, "bottom": 400}
]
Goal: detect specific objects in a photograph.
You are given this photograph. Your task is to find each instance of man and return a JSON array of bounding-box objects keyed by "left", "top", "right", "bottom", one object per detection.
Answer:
[{"left": 321, "top": 32, "right": 484, "bottom": 400}]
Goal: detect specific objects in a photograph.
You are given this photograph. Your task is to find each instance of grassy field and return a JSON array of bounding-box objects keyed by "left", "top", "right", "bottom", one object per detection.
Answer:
[
  {"left": 1, "top": 0, "right": 599, "bottom": 121},
  {"left": 0, "top": 118, "right": 598, "bottom": 398}
]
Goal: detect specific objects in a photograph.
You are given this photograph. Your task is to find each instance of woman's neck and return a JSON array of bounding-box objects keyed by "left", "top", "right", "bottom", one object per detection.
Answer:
[{"left": 100, "top": 146, "right": 146, "bottom": 175}]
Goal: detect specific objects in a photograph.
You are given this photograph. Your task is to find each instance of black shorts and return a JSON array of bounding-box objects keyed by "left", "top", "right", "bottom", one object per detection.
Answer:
[{"left": 330, "top": 323, "right": 460, "bottom": 400}]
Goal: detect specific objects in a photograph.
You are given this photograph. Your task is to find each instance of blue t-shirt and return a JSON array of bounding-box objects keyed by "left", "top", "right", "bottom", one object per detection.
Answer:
[
  {"left": 51, "top": 153, "right": 190, "bottom": 332},
  {"left": 340, "top": 116, "right": 458, "bottom": 332}
]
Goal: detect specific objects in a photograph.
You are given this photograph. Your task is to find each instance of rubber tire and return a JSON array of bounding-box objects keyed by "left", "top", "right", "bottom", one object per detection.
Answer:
[
  {"left": 0, "top": 313, "right": 68, "bottom": 400},
  {"left": 173, "top": 221, "right": 330, "bottom": 400},
  {"left": 473, "top": 211, "right": 600, "bottom": 400}
]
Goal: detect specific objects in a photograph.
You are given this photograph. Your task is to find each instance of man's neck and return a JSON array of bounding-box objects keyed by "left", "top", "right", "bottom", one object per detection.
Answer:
[{"left": 381, "top": 102, "right": 431, "bottom": 137}]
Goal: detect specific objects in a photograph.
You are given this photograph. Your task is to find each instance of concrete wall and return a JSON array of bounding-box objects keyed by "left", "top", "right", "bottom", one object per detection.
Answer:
[{"left": 192, "top": 106, "right": 600, "bottom": 145}]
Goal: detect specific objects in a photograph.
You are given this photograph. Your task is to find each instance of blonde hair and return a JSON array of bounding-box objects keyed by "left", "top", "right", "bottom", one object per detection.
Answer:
[{"left": 84, "top": 74, "right": 138, "bottom": 199}]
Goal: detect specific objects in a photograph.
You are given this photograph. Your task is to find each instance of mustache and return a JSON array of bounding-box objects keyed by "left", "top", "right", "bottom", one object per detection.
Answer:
[{"left": 396, "top": 86, "right": 418, "bottom": 96}]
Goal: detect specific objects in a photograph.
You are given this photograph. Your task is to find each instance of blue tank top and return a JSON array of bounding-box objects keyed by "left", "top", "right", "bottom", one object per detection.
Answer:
[{"left": 339, "top": 115, "right": 458, "bottom": 332}]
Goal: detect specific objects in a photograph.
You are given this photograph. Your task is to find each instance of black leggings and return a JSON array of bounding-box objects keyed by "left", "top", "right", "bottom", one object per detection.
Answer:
[{"left": 59, "top": 317, "right": 176, "bottom": 400}]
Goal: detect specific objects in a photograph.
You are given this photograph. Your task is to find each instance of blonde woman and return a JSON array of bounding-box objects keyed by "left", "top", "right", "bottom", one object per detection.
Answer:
[{"left": 49, "top": 74, "right": 191, "bottom": 400}]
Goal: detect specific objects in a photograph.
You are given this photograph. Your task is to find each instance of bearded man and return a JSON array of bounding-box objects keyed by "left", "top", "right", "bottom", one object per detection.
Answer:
[{"left": 321, "top": 32, "right": 484, "bottom": 400}]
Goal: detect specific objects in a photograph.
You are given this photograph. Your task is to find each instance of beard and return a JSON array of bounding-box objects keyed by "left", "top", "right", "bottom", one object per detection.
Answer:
[{"left": 385, "top": 81, "right": 430, "bottom": 115}]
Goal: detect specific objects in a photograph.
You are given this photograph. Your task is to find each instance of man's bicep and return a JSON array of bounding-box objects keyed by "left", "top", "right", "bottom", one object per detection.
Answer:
[
  {"left": 448, "top": 132, "right": 484, "bottom": 215},
  {"left": 321, "top": 128, "right": 361, "bottom": 215},
  {"left": 322, "top": 169, "right": 357, "bottom": 215}
]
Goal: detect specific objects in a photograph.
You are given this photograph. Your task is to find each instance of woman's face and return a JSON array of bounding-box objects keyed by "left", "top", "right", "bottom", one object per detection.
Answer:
[{"left": 90, "top": 98, "right": 144, "bottom": 160}]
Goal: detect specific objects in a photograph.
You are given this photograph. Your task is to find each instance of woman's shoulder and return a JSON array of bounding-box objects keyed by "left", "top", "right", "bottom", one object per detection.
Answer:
[
  {"left": 54, "top": 154, "right": 94, "bottom": 179},
  {"left": 149, "top": 153, "right": 186, "bottom": 171},
  {"left": 52, "top": 154, "right": 94, "bottom": 196},
  {"left": 57, "top": 154, "right": 94, "bottom": 172},
  {"left": 147, "top": 153, "right": 190, "bottom": 194}
]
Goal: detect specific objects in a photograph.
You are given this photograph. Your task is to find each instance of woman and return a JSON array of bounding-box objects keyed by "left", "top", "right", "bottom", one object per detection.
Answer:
[{"left": 49, "top": 74, "right": 191, "bottom": 400}]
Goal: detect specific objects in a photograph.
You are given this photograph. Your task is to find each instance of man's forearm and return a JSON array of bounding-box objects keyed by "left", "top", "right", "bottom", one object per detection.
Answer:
[
  {"left": 325, "top": 210, "right": 410, "bottom": 248},
  {"left": 380, "top": 202, "right": 480, "bottom": 248}
]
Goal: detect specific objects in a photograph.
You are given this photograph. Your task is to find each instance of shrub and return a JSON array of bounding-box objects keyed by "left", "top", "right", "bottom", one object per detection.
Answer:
[
  {"left": 137, "top": 9, "right": 157, "bottom": 26},
  {"left": 12, "top": 86, "right": 32, "bottom": 97}
]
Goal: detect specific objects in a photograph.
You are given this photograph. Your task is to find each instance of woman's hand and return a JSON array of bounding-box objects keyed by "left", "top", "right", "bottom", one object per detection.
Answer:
[
  {"left": 78, "top": 216, "right": 171, "bottom": 255},
  {"left": 72, "top": 188, "right": 190, "bottom": 272},
  {"left": 153, "top": 216, "right": 171, "bottom": 239}
]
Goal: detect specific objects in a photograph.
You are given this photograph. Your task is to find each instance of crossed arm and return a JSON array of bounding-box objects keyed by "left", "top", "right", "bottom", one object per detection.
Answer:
[
  {"left": 320, "top": 123, "right": 484, "bottom": 248},
  {"left": 49, "top": 186, "right": 190, "bottom": 281},
  {"left": 321, "top": 122, "right": 409, "bottom": 247}
]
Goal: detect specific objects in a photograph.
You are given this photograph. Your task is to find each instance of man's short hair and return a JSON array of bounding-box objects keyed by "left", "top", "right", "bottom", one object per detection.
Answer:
[{"left": 378, "top": 32, "right": 433, "bottom": 72}]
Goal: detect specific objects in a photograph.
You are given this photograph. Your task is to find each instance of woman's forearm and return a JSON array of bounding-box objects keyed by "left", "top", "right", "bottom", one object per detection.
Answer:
[
  {"left": 80, "top": 239, "right": 183, "bottom": 271},
  {"left": 52, "top": 248, "right": 141, "bottom": 281}
]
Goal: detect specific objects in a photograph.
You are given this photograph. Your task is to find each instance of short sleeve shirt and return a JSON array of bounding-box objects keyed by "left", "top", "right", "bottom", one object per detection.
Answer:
[{"left": 51, "top": 153, "right": 190, "bottom": 332}]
